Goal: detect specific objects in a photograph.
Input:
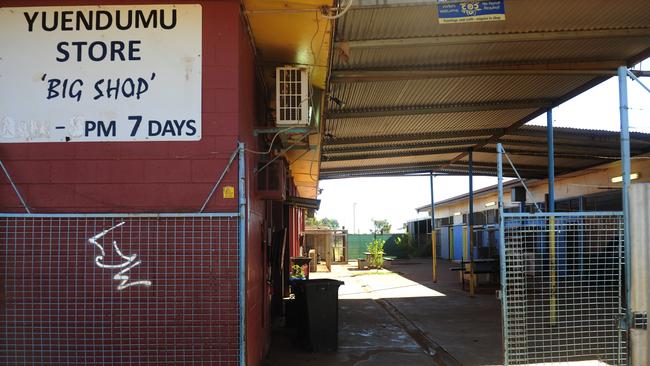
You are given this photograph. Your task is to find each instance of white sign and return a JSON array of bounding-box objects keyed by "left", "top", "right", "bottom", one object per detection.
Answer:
[{"left": 0, "top": 5, "right": 202, "bottom": 143}]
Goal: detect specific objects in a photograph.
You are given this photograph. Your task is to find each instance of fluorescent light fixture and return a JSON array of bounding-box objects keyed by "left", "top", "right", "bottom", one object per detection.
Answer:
[
  {"left": 611, "top": 172, "right": 639, "bottom": 183},
  {"left": 453, "top": 212, "right": 462, "bottom": 216},
  {"left": 485, "top": 201, "right": 496, "bottom": 207}
]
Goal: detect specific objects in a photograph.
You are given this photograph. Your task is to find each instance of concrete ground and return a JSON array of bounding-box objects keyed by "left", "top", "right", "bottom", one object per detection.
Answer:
[{"left": 264, "top": 259, "right": 503, "bottom": 366}]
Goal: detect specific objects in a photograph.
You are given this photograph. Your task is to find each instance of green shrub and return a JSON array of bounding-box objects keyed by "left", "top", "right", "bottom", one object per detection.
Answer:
[
  {"left": 367, "top": 238, "right": 385, "bottom": 268},
  {"left": 392, "top": 233, "right": 414, "bottom": 259}
]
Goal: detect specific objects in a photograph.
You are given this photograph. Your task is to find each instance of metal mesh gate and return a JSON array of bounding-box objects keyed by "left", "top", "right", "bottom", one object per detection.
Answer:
[
  {"left": 502, "top": 212, "right": 626, "bottom": 365},
  {"left": 1, "top": 214, "right": 240, "bottom": 365}
]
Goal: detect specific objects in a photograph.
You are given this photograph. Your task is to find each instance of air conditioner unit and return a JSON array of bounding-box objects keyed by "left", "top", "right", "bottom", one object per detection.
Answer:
[
  {"left": 276, "top": 67, "right": 309, "bottom": 126},
  {"left": 256, "top": 159, "right": 287, "bottom": 201}
]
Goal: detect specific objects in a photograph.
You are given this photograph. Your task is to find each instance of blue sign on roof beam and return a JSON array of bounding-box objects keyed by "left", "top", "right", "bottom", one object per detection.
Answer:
[{"left": 437, "top": 0, "right": 506, "bottom": 24}]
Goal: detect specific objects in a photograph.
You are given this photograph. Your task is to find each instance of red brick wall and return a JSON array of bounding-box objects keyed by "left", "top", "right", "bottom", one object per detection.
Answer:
[
  {"left": 2, "top": 215, "right": 241, "bottom": 365},
  {"left": 0, "top": 1, "right": 273, "bottom": 365},
  {"left": 236, "top": 12, "right": 271, "bottom": 365}
]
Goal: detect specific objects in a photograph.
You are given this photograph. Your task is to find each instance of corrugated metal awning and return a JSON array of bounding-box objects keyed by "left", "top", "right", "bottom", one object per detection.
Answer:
[
  {"left": 321, "top": 125, "right": 650, "bottom": 179},
  {"left": 322, "top": 0, "right": 650, "bottom": 179}
]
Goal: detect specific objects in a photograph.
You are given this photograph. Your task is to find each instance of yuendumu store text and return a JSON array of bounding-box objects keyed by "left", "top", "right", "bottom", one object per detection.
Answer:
[{"left": 0, "top": 5, "right": 202, "bottom": 143}]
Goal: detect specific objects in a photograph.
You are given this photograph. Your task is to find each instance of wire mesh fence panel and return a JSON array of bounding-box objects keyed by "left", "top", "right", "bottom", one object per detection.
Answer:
[
  {"left": 1, "top": 215, "right": 240, "bottom": 365},
  {"left": 502, "top": 213, "right": 626, "bottom": 366}
]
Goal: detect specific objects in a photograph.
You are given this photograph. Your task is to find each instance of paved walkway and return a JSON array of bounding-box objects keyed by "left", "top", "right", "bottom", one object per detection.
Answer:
[{"left": 264, "top": 259, "right": 503, "bottom": 366}]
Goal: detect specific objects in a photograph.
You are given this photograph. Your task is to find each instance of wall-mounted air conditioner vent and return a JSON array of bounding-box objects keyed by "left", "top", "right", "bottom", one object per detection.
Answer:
[
  {"left": 256, "top": 160, "right": 287, "bottom": 201},
  {"left": 276, "top": 67, "right": 309, "bottom": 126}
]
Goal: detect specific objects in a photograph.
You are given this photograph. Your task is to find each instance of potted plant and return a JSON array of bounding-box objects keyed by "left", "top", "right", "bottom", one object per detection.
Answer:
[{"left": 290, "top": 264, "right": 306, "bottom": 280}]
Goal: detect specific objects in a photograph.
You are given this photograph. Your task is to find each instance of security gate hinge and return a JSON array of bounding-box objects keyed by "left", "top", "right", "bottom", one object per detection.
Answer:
[{"left": 632, "top": 312, "right": 647, "bottom": 329}]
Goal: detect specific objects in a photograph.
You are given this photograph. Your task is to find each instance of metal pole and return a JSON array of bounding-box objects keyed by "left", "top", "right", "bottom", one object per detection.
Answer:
[
  {"left": 237, "top": 142, "right": 247, "bottom": 366},
  {"left": 618, "top": 65, "right": 632, "bottom": 326},
  {"left": 353, "top": 202, "right": 357, "bottom": 234},
  {"left": 430, "top": 172, "right": 437, "bottom": 283},
  {"left": 0, "top": 159, "right": 31, "bottom": 214},
  {"left": 547, "top": 109, "right": 557, "bottom": 325},
  {"left": 468, "top": 148, "right": 475, "bottom": 296},
  {"left": 497, "top": 143, "right": 509, "bottom": 365},
  {"left": 200, "top": 146, "right": 240, "bottom": 213},
  {"left": 547, "top": 109, "right": 555, "bottom": 213},
  {"left": 647, "top": 192, "right": 650, "bottom": 366}
]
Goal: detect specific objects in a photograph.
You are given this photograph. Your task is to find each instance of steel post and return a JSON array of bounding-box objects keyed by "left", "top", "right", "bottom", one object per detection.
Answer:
[
  {"left": 618, "top": 66, "right": 632, "bottom": 326},
  {"left": 0, "top": 159, "right": 31, "bottom": 213},
  {"left": 548, "top": 108, "right": 557, "bottom": 324},
  {"left": 238, "top": 142, "right": 247, "bottom": 366},
  {"left": 547, "top": 109, "right": 555, "bottom": 213},
  {"left": 430, "top": 172, "right": 437, "bottom": 282},
  {"left": 468, "top": 148, "right": 475, "bottom": 296},
  {"left": 497, "top": 143, "right": 508, "bottom": 365}
]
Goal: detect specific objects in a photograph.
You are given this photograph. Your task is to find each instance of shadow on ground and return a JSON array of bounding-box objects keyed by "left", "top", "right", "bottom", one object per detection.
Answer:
[{"left": 264, "top": 259, "right": 504, "bottom": 366}]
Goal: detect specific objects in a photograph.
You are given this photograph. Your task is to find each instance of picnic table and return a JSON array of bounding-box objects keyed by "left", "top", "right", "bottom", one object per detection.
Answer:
[{"left": 450, "top": 258, "right": 499, "bottom": 291}]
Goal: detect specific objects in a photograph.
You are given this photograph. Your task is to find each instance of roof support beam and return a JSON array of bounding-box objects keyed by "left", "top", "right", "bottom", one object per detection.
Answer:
[
  {"left": 320, "top": 161, "right": 548, "bottom": 178},
  {"left": 328, "top": 99, "right": 550, "bottom": 119},
  {"left": 497, "top": 139, "right": 632, "bottom": 155},
  {"left": 320, "top": 167, "right": 547, "bottom": 179},
  {"left": 324, "top": 128, "right": 504, "bottom": 146},
  {"left": 331, "top": 61, "right": 626, "bottom": 82},
  {"left": 322, "top": 146, "right": 615, "bottom": 162},
  {"left": 321, "top": 170, "right": 501, "bottom": 179},
  {"left": 322, "top": 130, "right": 635, "bottom": 155},
  {"left": 322, "top": 138, "right": 487, "bottom": 154},
  {"left": 508, "top": 128, "right": 650, "bottom": 146},
  {"left": 336, "top": 28, "right": 650, "bottom": 49},
  {"left": 322, "top": 147, "right": 469, "bottom": 162},
  {"left": 322, "top": 138, "right": 624, "bottom": 157},
  {"left": 322, "top": 161, "right": 547, "bottom": 172},
  {"left": 473, "top": 147, "right": 616, "bottom": 160}
]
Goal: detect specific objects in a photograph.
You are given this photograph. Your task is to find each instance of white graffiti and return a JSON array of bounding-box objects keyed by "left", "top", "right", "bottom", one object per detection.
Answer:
[{"left": 88, "top": 221, "right": 153, "bottom": 291}]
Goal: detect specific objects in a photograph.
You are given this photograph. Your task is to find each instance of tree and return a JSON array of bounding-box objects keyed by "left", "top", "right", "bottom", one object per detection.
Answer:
[
  {"left": 372, "top": 219, "right": 391, "bottom": 234},
  {"left": 321, "top": 217, "right": 340, "bottom": 229},
  {"left": 305, "top": 217, "right": 319, "bottom": 227},
  {"left": 306, "top": 216, "right": 340, "bottom": 229}
]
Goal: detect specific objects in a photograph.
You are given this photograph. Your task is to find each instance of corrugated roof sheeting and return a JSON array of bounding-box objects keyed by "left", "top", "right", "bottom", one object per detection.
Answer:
[
  {"left": 323, "top": 136, "right": 481, "bottom": 152},
  {"left": 328, "top": 75, "right": 593, "bottom": 110},
  {"left": 320, "top": 162, "right": 536, "bottom": 179},
  {"left": 463, "top": 151, "right": 602, "bottom": 172},
  {"left": 333, "top": 38, "right": 650, "bottom": 70},
  {"left": 326, "top": 109, "right": 537, "bottom": 138},
  {"left": 323, "top": 146, "right": 473, "bottom": 161},
  {"left": 320, "top": 127, "right": 650, "bottom": 179},
  {"left": 338, "top": 0, "right": 650, "bottom": 41},
  {"left": 321, "top": 152, "right": 461, "bottom": 170},
  {"left": 321, "top": 0, "right": 650, "bottom": 180}
]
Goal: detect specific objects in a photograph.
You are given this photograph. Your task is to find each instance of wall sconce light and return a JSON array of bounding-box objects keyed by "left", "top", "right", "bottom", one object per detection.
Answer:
[
  {"left": 484, "top": 201, "right": 496, "bottom": 207},
  {"left": 453, "top": 212, "right": 462, "bottom": 216},
  {"left": 611, "top": 172, "right": 639, "bottom": 183}
]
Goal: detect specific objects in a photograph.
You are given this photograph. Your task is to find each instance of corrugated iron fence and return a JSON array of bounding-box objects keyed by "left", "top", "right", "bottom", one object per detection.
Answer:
[
  {"left": 1, "top": 213, "right": 240, "bottom": 365},
  {"left": 501, "top": 212, "right": 627, "bottom": 365}
]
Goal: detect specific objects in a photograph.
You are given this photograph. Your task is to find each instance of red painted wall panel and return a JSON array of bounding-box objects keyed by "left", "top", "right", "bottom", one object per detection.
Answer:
[
  {"left": 236, "top": 12, "right": 270, "bottom": 366},
  {"left": 1, "top": 216, "right": 241, "bottom": 365},
  {"left": 0, "top": 1, "right": 272, "bottom": 366}
]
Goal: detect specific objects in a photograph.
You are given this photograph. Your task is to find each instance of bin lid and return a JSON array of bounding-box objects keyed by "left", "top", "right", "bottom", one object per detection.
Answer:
[{"left": 302, "top": 279, "right": 344, "bottom": 287}]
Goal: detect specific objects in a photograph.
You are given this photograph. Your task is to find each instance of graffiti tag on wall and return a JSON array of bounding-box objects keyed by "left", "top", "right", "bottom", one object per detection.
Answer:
[{"left": 88, "top": 221, "right": 152, "bottom": 290}]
